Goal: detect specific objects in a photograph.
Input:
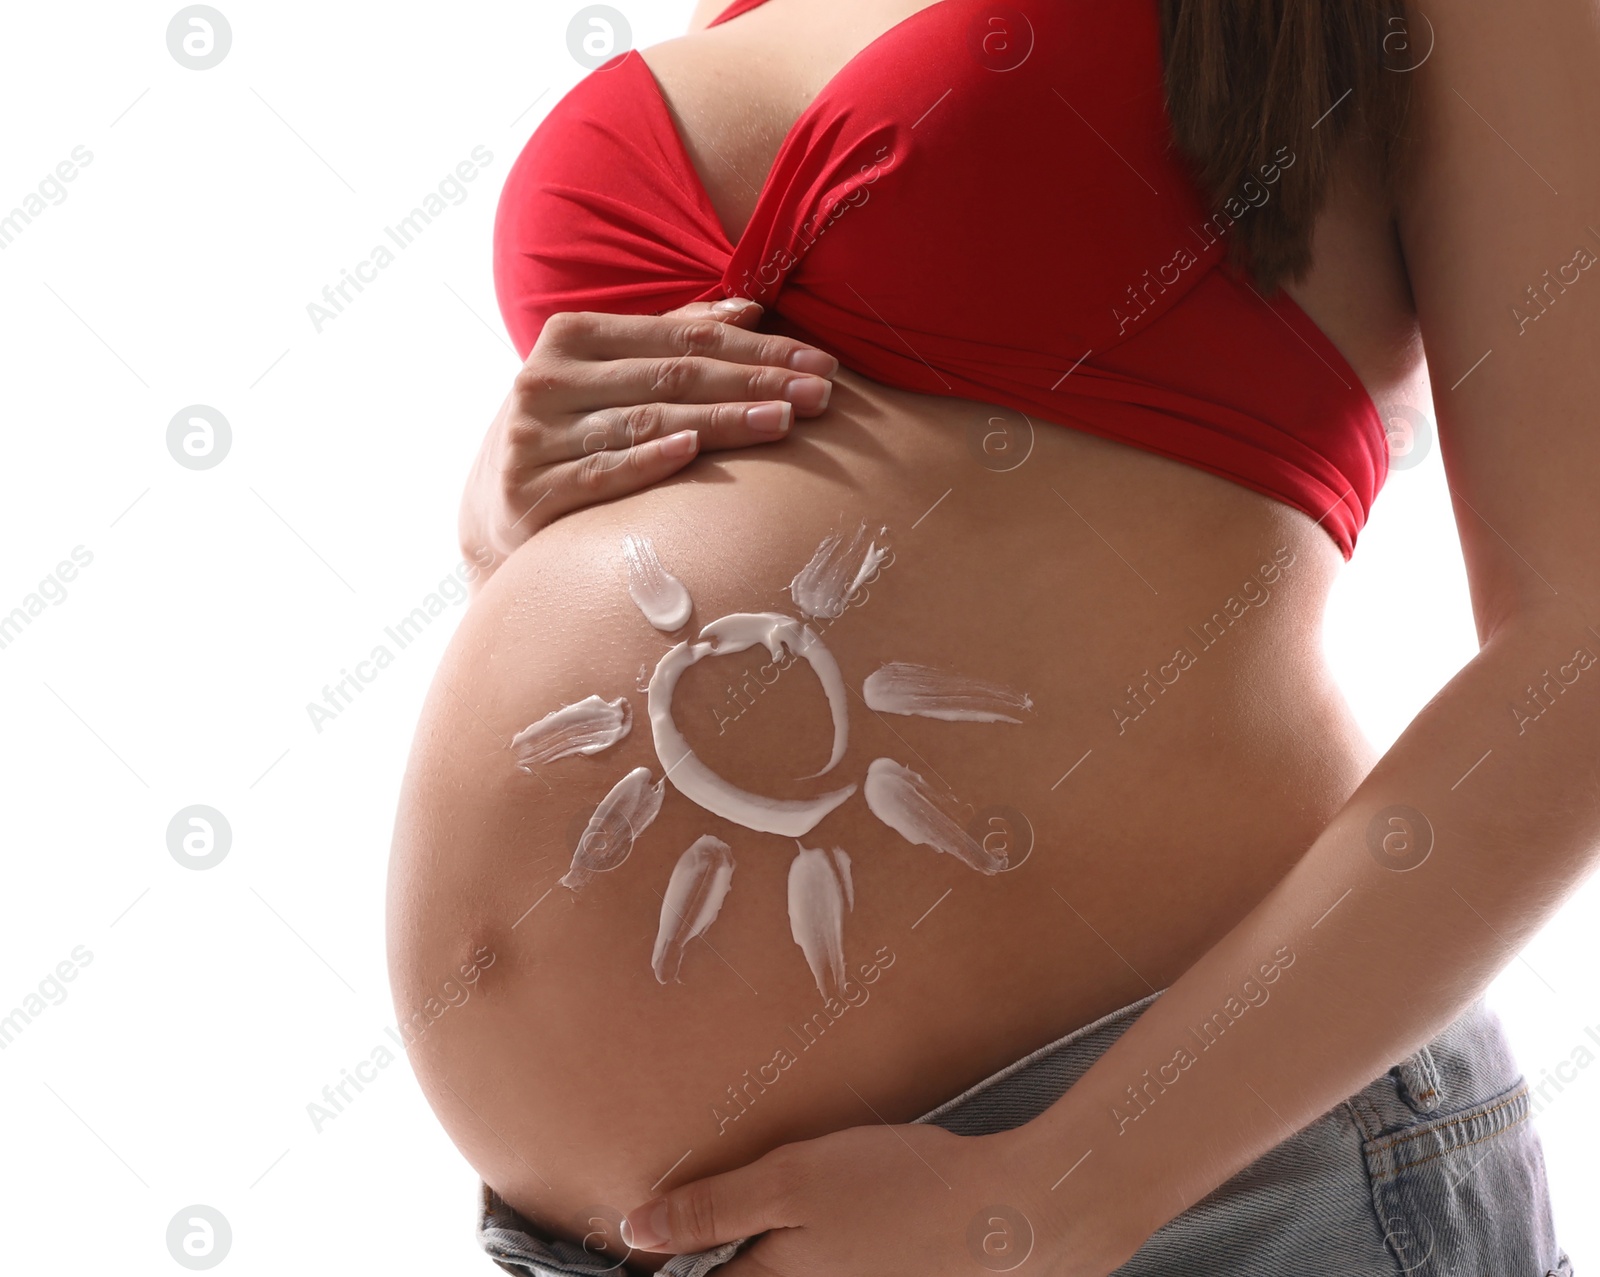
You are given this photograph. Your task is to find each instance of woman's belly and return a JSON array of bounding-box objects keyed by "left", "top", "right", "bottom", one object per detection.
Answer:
[{"left": 385, "top": 371, "right": 1380, "bottom": 1270}]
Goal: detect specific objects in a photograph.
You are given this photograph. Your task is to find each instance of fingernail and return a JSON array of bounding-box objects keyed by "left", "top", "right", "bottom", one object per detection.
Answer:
[
  {"left": 745, "top": 402, "right": 791, "bottom": 436},
  {"left": 787, "top": 348, "right": 838, "bottom": 376},
  {"left": 783, "top": 377, "right": 831, "bottom": 413},
  {"left": 712, "top": 297, "right": 758, "bottom": 315},
  {"left": 658, "top": 429, "right": 698, "bottom": 458},
  {"left": 620, "top": 1199, "right": 671, "bottom": 1250}
]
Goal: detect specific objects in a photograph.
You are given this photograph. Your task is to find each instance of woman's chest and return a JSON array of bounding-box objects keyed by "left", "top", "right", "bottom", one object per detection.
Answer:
[{"left": 640, "top": 0, "right": 948, "bottom": 242}]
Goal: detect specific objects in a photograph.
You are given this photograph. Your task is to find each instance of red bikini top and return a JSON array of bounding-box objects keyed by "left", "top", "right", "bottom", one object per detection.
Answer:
[{"left": 493, "top": 0, "right": 1390, "bottom": 558}]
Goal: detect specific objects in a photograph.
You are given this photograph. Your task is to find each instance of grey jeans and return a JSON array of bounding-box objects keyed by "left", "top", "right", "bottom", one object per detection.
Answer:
[{"left": 478, "top": 990, "right": 1572, "bottom": 1276}]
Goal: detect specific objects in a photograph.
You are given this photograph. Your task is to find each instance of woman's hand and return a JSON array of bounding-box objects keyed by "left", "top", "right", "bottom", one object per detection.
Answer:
[
  {"left": 459, "top": 297, "right": 838, "bottom": 582},
  {"left": 616, "top": 1124, "right": 1137, "bottom": 1277}
]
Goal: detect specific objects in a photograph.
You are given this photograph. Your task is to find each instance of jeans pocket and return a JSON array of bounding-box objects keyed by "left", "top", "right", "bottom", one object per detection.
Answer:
[{"left": 1361, "top": 1077, "right": 1566, "bottom": 1275}]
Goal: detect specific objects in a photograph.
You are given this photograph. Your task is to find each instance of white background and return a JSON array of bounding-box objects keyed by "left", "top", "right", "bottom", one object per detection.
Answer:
[{"left": 1, "top": 1, "right": 1594, "bottom": 1273}]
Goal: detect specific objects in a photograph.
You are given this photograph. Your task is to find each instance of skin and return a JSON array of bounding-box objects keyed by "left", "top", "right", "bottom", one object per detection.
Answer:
[{"left": 388, "top": 0, "right": 1600, "bottom": 1273}]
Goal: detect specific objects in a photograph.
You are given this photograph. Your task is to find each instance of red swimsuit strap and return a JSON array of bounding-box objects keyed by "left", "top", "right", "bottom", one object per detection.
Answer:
[{"left": 708, "top": 0, "right": 773, "bottom": 25}]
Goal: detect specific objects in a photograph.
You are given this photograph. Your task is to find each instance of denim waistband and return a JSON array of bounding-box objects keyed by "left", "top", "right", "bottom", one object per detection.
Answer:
[
  {"left": 908, "top": 987, "right": 1167, "bottom": 1138},
  {"left": 480, "top": 990, "right": 1567, "bottom": 1277}
]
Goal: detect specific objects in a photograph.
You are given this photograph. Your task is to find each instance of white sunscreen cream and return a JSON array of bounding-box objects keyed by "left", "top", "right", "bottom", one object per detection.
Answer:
[
  {"left": 559, "top": 766, "right": 666, "bottom": 891},
  {"left": 787, "top": 841, "right": 854, "bottom": 1000},
  {"left": 652, "top": 834, "right": 736, "bottom": 984},
  {"left": 862, "top": 662, "right": 1034, "bottom": 723},
  {"left": 511, "top": 694, "right": 633, "bottom": 772},
  {"left": 863, "top": 757, "right": 1006, "bottom": 873},
  {"left": 789, "top": 520, "right": 889, "bottom": 619},
  {"left": 648, "top": 612, "right": 856, "bottom": 835},
  {"left": 623, "top": 532, "right": 693, "bottom": 631}
]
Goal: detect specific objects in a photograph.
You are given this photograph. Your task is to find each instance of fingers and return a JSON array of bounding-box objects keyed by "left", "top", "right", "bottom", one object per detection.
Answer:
[
  {"left": 534, "top": 305, "right": 840, "bottom": 397},
  {"left": 492, "top": 300, "right": 840, "bottom": 535},
  {"left": 668, "top": 297, "right": 769, "bottom": 330},
  {"left": 527, "top": 428, "right": 705, "bottom": 526},
  {"left": 620, "top": 1147, "right": 802, "bottom": 1255},
  {"left": 557, "top": 353, "right": 833, "bottom": 421},
  {"left": 531, "top": 391, "right": 800, "bottom": 524},
  {"left": 558, "top": 399, "right": 796, "bottom": 460}
]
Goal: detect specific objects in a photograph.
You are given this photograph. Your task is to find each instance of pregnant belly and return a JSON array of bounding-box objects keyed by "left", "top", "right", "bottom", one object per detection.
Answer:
[{"left": 385, "top": 372, "right": 1376, "bottom": 1270}]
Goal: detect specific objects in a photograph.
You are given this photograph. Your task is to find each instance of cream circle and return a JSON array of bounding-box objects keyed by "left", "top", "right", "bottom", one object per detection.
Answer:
[{"left": 647, "top": 612, "right": 856, "bottom": 836}]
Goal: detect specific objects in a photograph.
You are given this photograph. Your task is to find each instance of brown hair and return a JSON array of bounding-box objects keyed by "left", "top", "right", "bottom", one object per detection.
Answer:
[{"left": 1158, "top": 0, "right": 1415, "bottom": 291}]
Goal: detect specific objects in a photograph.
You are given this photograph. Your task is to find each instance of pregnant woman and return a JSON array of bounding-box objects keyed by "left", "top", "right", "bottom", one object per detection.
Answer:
[{"left": 387, "top": 0, "right": 1600, "bottom": 1273}]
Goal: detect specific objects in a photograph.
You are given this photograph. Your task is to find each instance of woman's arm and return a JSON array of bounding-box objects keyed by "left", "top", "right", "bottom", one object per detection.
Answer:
[
  {"left": 616, "top": 0, "right": 1600, "bottom": 1271},
  {"left": 1009, "top": 0, "right": 1600, "bottom": 1262}
]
